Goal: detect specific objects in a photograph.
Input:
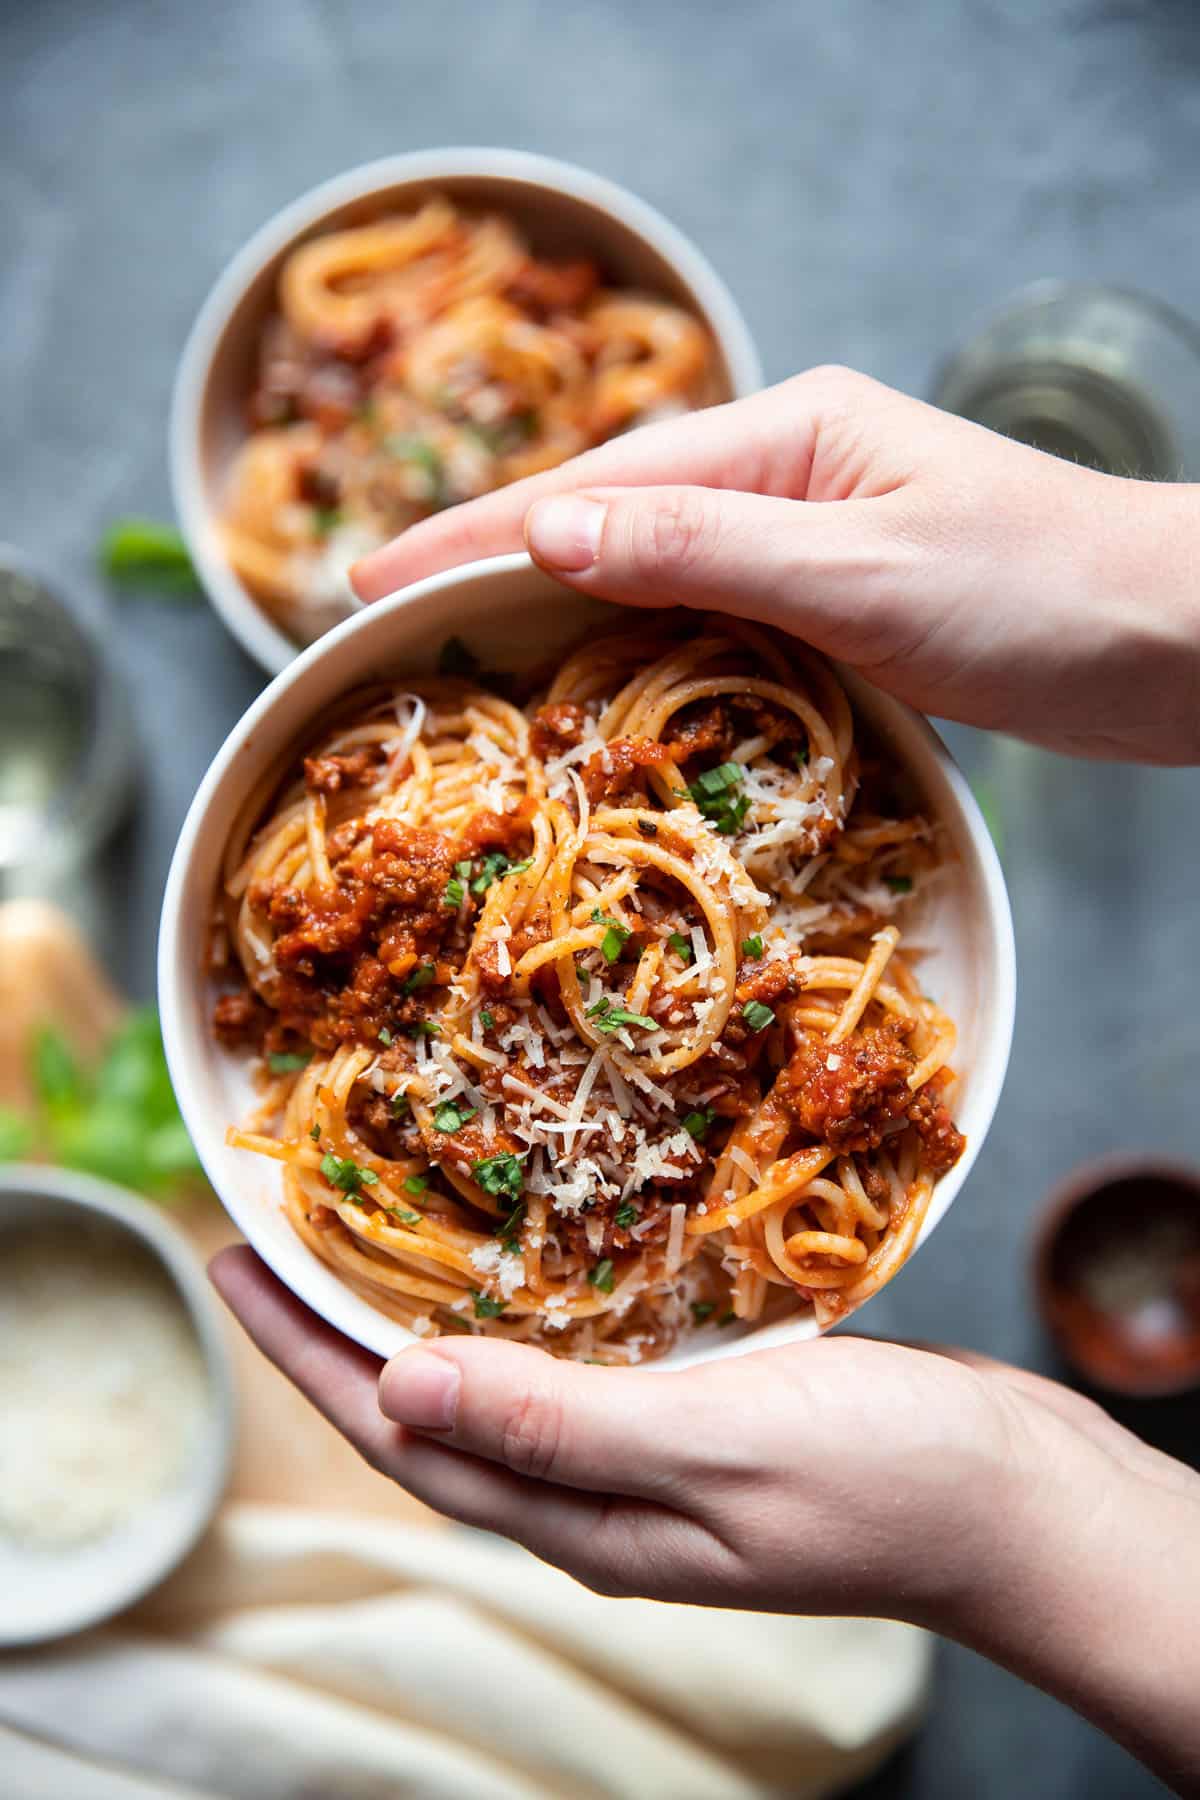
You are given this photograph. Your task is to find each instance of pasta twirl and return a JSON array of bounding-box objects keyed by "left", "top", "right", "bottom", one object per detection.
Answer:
[{"left": 210, "top": 614, "right": 965, "bottom": 1363}]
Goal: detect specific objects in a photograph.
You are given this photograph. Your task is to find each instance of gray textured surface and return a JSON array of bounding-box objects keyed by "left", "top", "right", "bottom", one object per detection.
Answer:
[{"left": 3, "top": 1, "right": 1197, "bottom": 1793}]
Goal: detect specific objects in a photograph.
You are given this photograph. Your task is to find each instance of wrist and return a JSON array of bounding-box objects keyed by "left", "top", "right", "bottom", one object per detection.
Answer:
[
  {"left": 934, "top": 1390, "right": 1200, "bottom": 1790},
  {"left": 1086, "top": 476, "right": 1200, "bottom": 765}
]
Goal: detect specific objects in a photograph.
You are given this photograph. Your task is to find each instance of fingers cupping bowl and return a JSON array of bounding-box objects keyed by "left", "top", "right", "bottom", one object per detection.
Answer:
[
  {"left": 171, "top": 149, "right": 762, "bottom": 674},
  {"left": 160, "top": 556, "right": 1014, "bottom": 1369}
]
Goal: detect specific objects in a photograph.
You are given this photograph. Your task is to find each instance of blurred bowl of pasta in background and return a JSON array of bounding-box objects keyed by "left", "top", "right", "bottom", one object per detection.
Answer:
[
  {"left": 160, "top": 554, "right": 1015, "bottom": 1373},
  {"left": 170, "top": 148, "right": 764, "bottom": 675}
]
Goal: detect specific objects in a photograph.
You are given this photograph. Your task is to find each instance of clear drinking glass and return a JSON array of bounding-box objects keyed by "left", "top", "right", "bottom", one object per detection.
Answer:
[
  {"left": 931, "top": 282, "right": 1200, "bottom": 479},
  {"left": 0, "top": 548, "right": 134, "bottom": 897}
]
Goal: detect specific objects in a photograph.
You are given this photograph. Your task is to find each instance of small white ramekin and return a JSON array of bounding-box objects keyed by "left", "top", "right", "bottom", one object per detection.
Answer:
[
  {"left": 170, "top": 148, "right": 764, "bottom": 676},
  {"left": 0, "top": 1164, "right": 235, "bottom": 1645},
  {"left": 159, "top": 555, "right": 1015, "bottom": 1371}
]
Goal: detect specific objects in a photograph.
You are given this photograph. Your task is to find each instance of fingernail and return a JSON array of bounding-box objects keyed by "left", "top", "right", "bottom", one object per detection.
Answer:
[
  {"left": 525, "top": 496, "right": 606, "bottom": 571},
  {"left": 379, "top": 1350, "right": 460, "bottom": 1429}
]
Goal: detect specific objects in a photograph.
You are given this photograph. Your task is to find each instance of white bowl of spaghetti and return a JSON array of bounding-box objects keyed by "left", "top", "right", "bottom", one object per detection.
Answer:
[
  {"left": 170, "top": 148, "right": 763, "bottom": 675},
  {"left": 160, "top": 555, "right": 1015, "bottom": 1370}
]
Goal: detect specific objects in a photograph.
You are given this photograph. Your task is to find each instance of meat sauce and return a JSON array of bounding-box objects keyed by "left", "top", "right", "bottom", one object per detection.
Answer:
[
  {"left": 581, "top": 734, "right": 675, "bottom": 804},
  {"left": 776, "top": 1022, "right": 965, "bottom": 1171},
  {"left": 303, "top": 748, "right": 381, "bottom": 794},
  {"left": 218, "top": 819, "right": 509, "bottom": 1052},
  {"left": 529, "top": 701, "right": 588, "bottom": 760}
]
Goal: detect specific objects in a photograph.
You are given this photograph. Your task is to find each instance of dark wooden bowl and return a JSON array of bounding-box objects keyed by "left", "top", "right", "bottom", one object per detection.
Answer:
[{"left": 1032, "top": 1155, "right": 1200, "bottom": 1398}]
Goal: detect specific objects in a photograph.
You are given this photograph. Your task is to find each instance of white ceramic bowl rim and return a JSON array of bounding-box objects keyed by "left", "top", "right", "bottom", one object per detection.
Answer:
[
  {"left": 0, "top": 1162, "right": 235, "bottom": 1645},
  {"left": 160, "top": 553, "right": 1016, "bottom": 1372},
  {"left": 170, "top": 146, "right": 765, "bottom": 676}
]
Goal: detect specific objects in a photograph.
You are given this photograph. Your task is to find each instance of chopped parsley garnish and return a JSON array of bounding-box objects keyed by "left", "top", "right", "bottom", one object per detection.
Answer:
[
  {"left": 437, "top": 633, "right": 478, "bottom": 676},
  {"left": 444, "top": 858, "right": 474, "bottom": 908},
  {"left": 742, "top": 1000, "right": 776, "bottom": 1032},
  {"left": 667, "top": 931, "right": 693, "bottom": 964},
  {"left": 614, "top": 1201, "right": 639, "bottom": 1229},
  {"left": 471, "top": 1290, "right": 508, "bottom": 1319},
  {"left": 406, "top": 1019, "right": 441, "bottom": 1038},
  {"left": 390, "top": 1093, "right": 410, "bottom": 1120},
  {"left": 387, "top": 435, "right": 448, "bottom": 506},
  {"left": 433, "top": 1101, "right": 477, "bottom": 1134},
  {"left": 496, "top": 1200, "right": 525, "bottom": 1252},
  {"left": 688, "top": 761, "right": 749, "bottom": 836},
  {"left": 320, "top": 1153, "right": 379, "bottom": 1196},
  {"left": 470, "top": 852, "right": 533, "bottom": 894},
  {"left": 309, "top": 1123, "right": 322, "bottom": 1142},
  {"left": 389, "top": 1207, "right": 423, "bottom": 1225},
  {"left": 586, "top": 997, "right": 658, "bottom": 1035},
  {"left": 479, "top": 1010, "right": 495, "bottom": 1031},
  {"left": 885, "top": 874, "right": 913, "bottom": 894},
  {"left": 690, "top": 1301, "right": 716, "bottom": 1325},
  {"left": 403, "top": 963, "right": 436, "bottom": 993},
  {"left": 681, "top": 1107, "right": 715, "bottom": 1140},
  {"left": 268, "top": 1050, "right": 310, "bottom": 1073},
  {"left": 312, "top": 506, "right": 343, "bottom": 538},
  {"left": 403, "top": 1172, "right": 429, "bottom": 1195},
  {"left": 718, "top": 1307, "right": 737, "bottom": 1327},
  {"left": 795, "top": 744, "right": 810, "bottom": 767},
  {"left": 592, "top": 908, "right": 631, "bottom": 964},
  {"left": 741, "top": 935, "right": 764, "bottom": 959},
  {"left": 472, "top": 1151, "right": 527, "bottom": 1202},
  {"left": 377, "top": 1027, "right": 393, "bottom": 1046},
  {"left": 588, "top": 1258, "right": 615, "bottom": 1293}
]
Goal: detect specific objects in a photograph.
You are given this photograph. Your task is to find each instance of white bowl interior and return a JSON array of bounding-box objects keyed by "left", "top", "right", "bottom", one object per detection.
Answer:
[
  {"left": 171, "top": 148, "right": 764, "bottom": 674},
  {"left": 160, "top": 555, "right": 1015, "bottom": 1372},
  {"left": 0, "top": 1166, "right": 235, "bottom": 1646}
]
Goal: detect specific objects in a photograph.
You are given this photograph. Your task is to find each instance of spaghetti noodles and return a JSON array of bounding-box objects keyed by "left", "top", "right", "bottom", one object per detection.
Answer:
[
  {"left": 211, "top": 614, "right": 965, "bottom": 1362},
  {"left": 222, "top": 197, "right": 717, "bottom": 643}
]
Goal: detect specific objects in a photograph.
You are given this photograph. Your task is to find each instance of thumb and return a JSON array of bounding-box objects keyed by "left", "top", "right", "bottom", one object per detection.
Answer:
[
  {"left": 378, "top": 1335, "right": 714, "bottom": 1499},
  {"left": 523, "top": 483, "right": 902, "bottom": 651}
]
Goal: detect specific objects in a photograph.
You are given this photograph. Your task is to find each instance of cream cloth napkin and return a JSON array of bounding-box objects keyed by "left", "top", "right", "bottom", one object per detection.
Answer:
[{"left": 0, "top": 1505, "right": 930, "bottom": 1799}]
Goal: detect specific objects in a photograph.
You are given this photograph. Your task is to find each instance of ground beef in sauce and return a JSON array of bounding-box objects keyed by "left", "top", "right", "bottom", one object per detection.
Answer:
[
  {"left": 506, "top": 258, "right": 600, "bottom": 317},
  {"left": 303, "top": 748, "right": 380, "bottom": 794},
  {"left": 357, "top": 821, "right": 458, "bottom": 913},
  {"left": 664, "top": 696, "right": 805, "bottom": 770},
  {"left": 735, "top": 956, "right": 800, "bottom": 1011},
  {"left": 777, "top": 1023, "right": 916, "bottom": 1154},
  {"left": 530, "top": 701, "right": 588, "bottom": 761},
  {"left": 348, "top": 1085, "right": 423, "bottom": 1161},
  {"left": 720, "top": 956, "right": 801, "bottom": 1046},
  {"left": 906, "top": 1072, "right": 967, "bottom": 1173},
  {"left": 773, "top": 1024, "right": 964, "bottom": 1172},
  {"left": 474, "top": 912, "right": 552, "bottom": 995},
  {"left": 427, "top": 1115, "right": 525, "bottom": 1186},
  {"left": 458, "top": 806, "right": 534, "bottom": 856},
  {"left": 581, "top": 735, "right": 674, "bottom": 804},
  {"left": 271, "top": 888, "right": 377, "bottom": 972},
  {"left": 663, "top": 700, "right": 735, "bottom": 763},
  {"left": 240, "top": 820, "right": 465, "bottom": 1047},
  {"left": 212, "top": 989, "right": 268, "bottom": 1048},
  {"left": 558, "top": 1200, "right": 672, "bottom": 1261}
]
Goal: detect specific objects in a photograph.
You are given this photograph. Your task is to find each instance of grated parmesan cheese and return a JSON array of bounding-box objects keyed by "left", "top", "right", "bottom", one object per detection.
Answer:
[
  {"left": 665, "top": 1203, "right": 687, "bottom": 1273},
  {"left": 0, "top": 1220, "right": 211, "bottom": 1549}
]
